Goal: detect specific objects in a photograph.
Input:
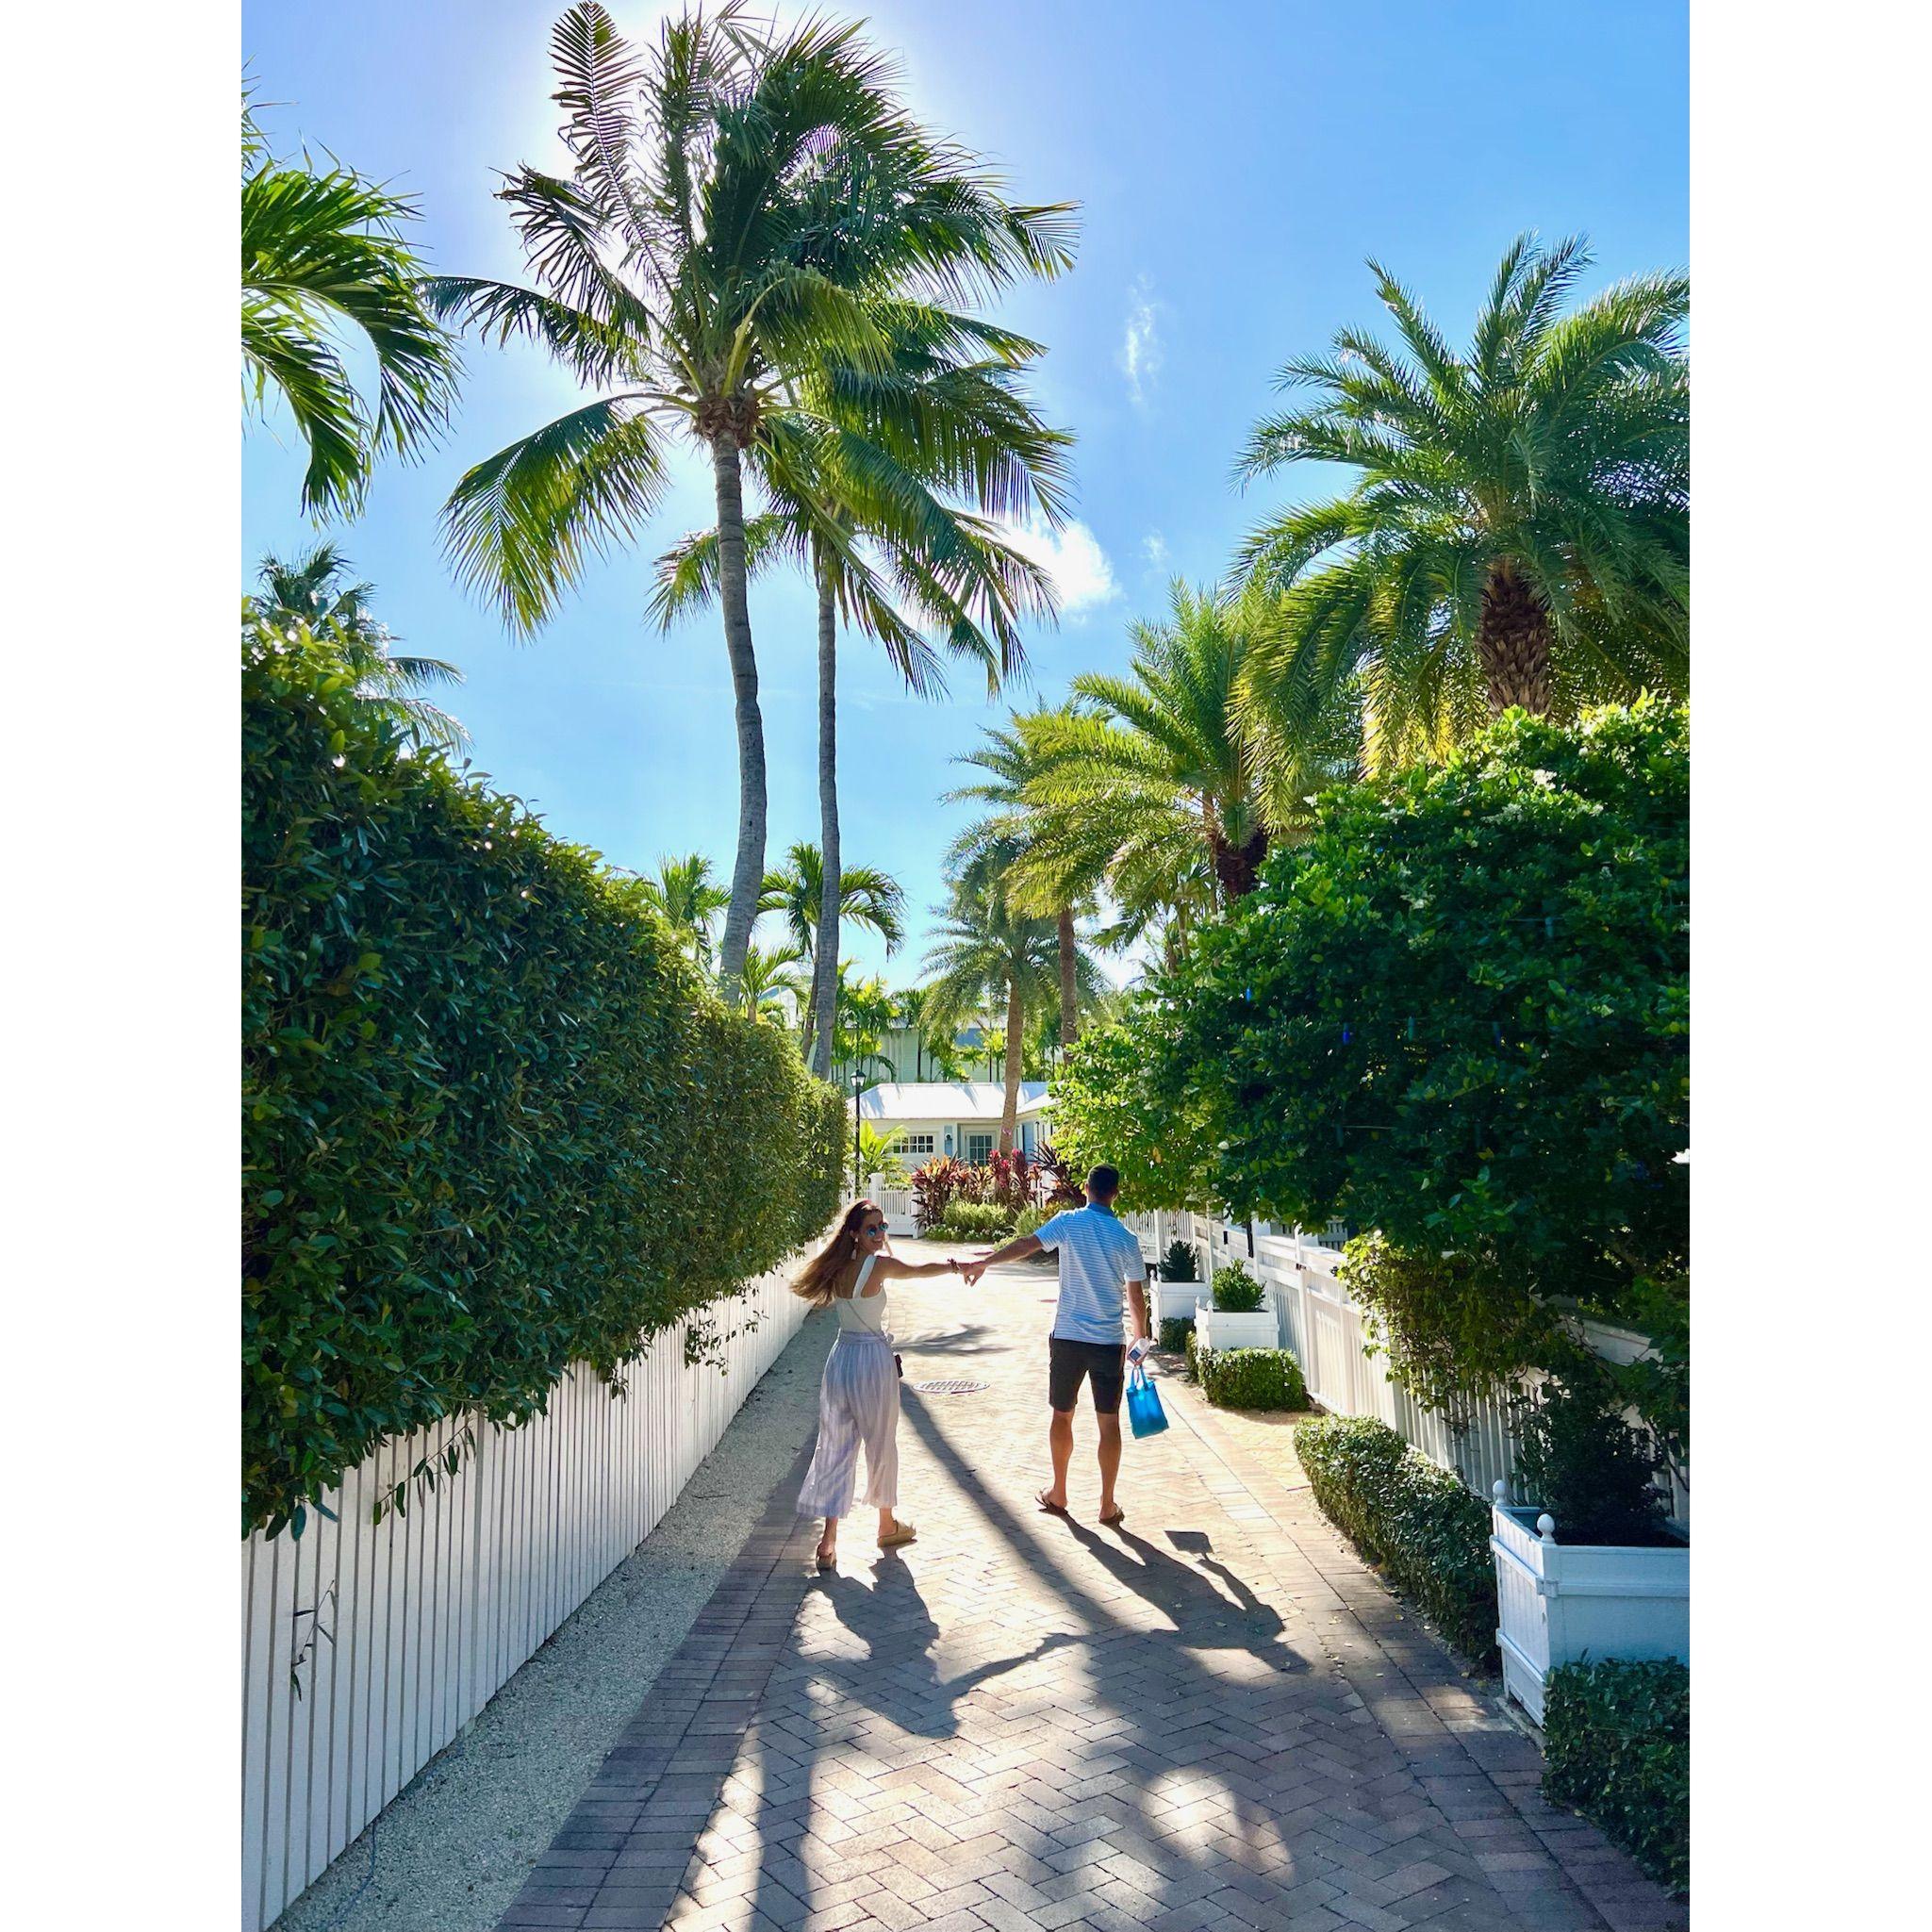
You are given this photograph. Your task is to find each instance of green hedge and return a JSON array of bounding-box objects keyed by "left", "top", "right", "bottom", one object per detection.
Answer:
[
  {"left": 1194, "top": 1346, "right": 1307, "bottom": 1411},
  {"left": 1544, "top": 1660, "right": 1689, "bottom": 1893},
  {"left": 936, "top": 1199, "right": 1016, "bottom": 1242},
  {"left": 1293, "top": 1415, "right": 1497, "bottom": 1661},
  {"left": 242, "top": 622, "right": 844, "bottom": 1536},
  {"left": 1158, "top": 1315, "right": 1194, "bottom": 1354}
]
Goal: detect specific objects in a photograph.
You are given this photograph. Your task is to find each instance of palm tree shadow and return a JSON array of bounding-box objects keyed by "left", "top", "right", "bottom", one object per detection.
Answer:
[{"left": 893, "top": 1324, "right": 1012, "bottom": 1359}]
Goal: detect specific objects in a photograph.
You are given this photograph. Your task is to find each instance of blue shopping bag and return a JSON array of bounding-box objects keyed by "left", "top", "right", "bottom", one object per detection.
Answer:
[{"left": 1125, "top": 1362, "right": 1169, "bottom": 1439}]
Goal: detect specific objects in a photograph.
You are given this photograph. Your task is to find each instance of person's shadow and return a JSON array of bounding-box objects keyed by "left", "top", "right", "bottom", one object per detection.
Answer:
[
  {"left": 1060, "top": 1517, "right": 1305, "bottom": 1670},
  {"left": 812, "top": 1558, "right": 1087, "bottom": 1737}
]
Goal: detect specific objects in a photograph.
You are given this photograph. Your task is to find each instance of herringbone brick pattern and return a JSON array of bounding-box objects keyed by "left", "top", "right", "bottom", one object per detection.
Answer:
[{"left": 499, "top": 1251, "right": 1687, "bottom": 1932}]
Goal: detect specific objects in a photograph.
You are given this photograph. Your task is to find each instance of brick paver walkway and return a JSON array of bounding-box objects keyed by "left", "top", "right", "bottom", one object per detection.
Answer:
[{"left": 499, "top": 1249, "right": 1687, "bottom": 1932}]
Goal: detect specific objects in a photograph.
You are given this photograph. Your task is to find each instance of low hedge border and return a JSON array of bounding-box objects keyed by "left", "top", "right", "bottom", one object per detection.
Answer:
[
  {"left": 1292, "top": 1414, "right": 1497, "bottom": 1663},
  {"left": 1193, "top": 1345, "right": 1308, "bottom": 1412},
  {"left": 1543, "top": 1659, "right": 1689, "bottom": 1894},
  {"left": 1158, "top": 1315, "right": 1194, "bottom": 1355}
]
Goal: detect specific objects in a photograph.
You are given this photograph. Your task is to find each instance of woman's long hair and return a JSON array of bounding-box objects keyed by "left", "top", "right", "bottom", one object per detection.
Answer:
[{"left": 793, "top": 1199, "right": 880, "bottom": 1308}]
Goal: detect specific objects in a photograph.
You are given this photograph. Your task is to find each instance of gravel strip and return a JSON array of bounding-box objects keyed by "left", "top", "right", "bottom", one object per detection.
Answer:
[{"left": 273, "top": 1312, "right": 834, "bottom": 1932}]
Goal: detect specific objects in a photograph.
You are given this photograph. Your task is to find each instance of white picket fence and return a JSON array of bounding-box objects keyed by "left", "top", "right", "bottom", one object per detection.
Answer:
[
  {"left": 241, "top": 1266, "right": 810, "bottom": 1932},
  {"left": 1133, "top": 1209, "right": 1686, "bottom": 1527}
]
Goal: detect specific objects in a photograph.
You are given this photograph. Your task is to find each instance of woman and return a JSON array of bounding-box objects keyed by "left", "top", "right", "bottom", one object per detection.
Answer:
[{"left": 794, "top": 1199, "right": 964, "bottom": 1569}]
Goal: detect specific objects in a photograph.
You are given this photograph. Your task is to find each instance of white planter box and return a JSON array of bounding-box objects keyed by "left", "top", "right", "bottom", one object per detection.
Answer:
[
  {"left": 1150, "top": 1280, "right": 1205, "bottom": 1329},
  {"left": 1490, "top": 1489, "right": 1690, "bottom": 1725},
  {"left": 1195, "top": 1306, "right": 1280, "bottom": 1351}
]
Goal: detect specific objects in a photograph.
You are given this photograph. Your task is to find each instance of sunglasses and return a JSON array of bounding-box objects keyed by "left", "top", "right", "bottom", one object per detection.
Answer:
[{"left": 861, "top": 1223, "right": 886, "bottom": 1235}]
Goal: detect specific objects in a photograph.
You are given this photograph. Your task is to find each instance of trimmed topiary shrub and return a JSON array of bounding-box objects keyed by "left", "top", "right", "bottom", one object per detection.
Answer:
[
  {"left": 1543, "top": 1660, "right": 1689, "bottom": 1894},
  {"left": 1293, "top": 1415, "right": 1497, "bottom": 1662},
  {"left": 1158, "top": 1238, "right": 1200, "bottom": 1283},
  {"left": 1194, "top": 1346, "right": 1307, "bottom": 1411},
  {"left": 243, "top": 620, "right": 844, "bottom": 1538},
  {"left": 1210, "top": 1259, "right": 1265, "bottom": 1313}
]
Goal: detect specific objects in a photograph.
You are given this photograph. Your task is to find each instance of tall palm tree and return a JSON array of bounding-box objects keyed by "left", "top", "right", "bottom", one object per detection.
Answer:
[
  {"left": 922, "top": 873, "right": 1100, "bottom": 1151},
  {"left": 1020, "top": 582, "right": 1355, "bottom": 914},
  {"left": 754, "top": 842, "right": 905, "bottom": 1064},
  {"left": 1234, "top": 234, "right": 1689, "bottom": 753},
  {"left": 651, "top": 310, "right": 1072, "bottom": 1074},
  {"left": 946, "top": 713, "right": 1102, "bottom": 1050},
  {"left": 428, "top": 3, "right": 1075, "bottom": 992},
  {"left": 636, "top": 853, "right": 731, "bottom": 970},
  {"left": 250, "top": 544, "right": 469, "bottom": 752},
  {"left": 241, "top": 104, "right": 460, "bottom": 518}
]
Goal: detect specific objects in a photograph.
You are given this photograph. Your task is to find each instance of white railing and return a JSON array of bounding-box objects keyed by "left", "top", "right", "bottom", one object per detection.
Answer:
[
  {"left": 1133, "top": 1206, "right": 1683, "bottom": 1527},
  {"left": 241, "top": 1265, "right": 809, "bottom": 1932}
]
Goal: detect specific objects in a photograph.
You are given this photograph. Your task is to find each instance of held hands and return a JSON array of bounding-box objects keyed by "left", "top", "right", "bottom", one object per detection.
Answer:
[{"left": 959, "top": 1252, "right": 991, "bottom": 1287}]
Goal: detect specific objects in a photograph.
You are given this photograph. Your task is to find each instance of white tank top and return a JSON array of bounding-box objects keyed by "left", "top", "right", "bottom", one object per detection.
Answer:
[{"left": 834, "top": 1253, "right": 888, "bottom": 1333}]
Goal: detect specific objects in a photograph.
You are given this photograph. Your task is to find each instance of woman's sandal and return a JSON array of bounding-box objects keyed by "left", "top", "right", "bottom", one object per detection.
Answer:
[
  {"left": 877, "top": 1522, "right": 917, "bottom": 1549},
  {"left": 815, "top": 1544, "right": 836, "bottom": 1572}
]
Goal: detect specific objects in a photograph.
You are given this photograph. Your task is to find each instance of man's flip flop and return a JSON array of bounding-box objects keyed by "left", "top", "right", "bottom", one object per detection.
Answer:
[
  {"left": 1098, "top": 1508, "right": 1127, "bottom": 1527},
  {"left": 1036, "top": 1491, "right": 1069, "bottom": 1515}
]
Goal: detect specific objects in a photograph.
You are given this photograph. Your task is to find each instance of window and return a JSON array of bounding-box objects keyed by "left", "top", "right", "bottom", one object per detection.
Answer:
[
  {"left": 965, "top": 1131, "right": 995, "bottom": 1166},
  {"left": 899, "top": 1132, "right": 935, "bottom": 1159}
]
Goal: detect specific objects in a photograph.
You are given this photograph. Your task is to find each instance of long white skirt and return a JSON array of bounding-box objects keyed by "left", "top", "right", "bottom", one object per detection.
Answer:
[{"left": 797, "top": 1330, "right": 900, "bottom": 1517}]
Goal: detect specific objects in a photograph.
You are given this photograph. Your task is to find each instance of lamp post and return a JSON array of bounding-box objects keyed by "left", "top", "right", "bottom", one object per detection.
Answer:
[{"left": 852, "top": 1064, "right": 864, "bottom": 1195}]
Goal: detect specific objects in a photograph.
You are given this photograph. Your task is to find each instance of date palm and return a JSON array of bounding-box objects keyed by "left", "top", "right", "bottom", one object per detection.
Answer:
[
  {"left": 241, "top": 105, "right": 460, "bottom": 518},
  {"left": 250, "top": 543, "right": 468, "bottom": 752},
  {"left": 427, "top": 3, "right": 1074, "bottom": 993},
  {"left": 923, "top": 872, "right": 1101, "bottom": 1151},
  {"left": 1022, "top": 581, "right": 1355, "bottom": 911},
  {"left": 636, "top": 852, "right": 731, "bottom": 970},
  {"left": 1235, "top": 235, "right": 1688, "bottom": 755}
]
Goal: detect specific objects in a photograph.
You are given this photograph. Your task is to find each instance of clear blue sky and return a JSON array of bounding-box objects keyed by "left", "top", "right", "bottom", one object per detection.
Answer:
[{"left": 242, "top": 0, "right": 1688, "bottom": 988}]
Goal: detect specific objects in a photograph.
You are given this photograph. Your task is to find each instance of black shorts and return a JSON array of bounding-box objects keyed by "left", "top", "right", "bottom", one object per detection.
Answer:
[{"left": 1049, "top": 1336, "right": 1127, "bottom": 1414}]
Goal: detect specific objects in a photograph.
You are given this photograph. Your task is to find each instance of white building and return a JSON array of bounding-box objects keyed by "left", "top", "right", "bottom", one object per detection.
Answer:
[{"left": 857, "top": 1081, "right": 1053, "bottom": 1165}]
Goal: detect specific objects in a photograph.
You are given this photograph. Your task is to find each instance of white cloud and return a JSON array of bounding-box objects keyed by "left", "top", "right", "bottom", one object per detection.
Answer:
[
  {"left": 1118, "top": 273, "right": 1164, "bottom": 409},
  {"left": 1143, "top": 531, "right": 1169, "bottom": 570},
  {"left": 999, "top": 514, "right": 1120, "bottom": 620}
]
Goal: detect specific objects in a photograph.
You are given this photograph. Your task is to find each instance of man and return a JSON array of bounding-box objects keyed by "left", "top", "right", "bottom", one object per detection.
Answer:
[{"left": 964, "top": 1164, "right": 1151, "bottom": 1525}]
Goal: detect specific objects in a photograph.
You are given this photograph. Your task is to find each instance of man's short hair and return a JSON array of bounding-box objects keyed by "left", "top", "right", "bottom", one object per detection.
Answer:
[{"left": 1086, "top": 1164, "right": 1121, "bottom": 1198}]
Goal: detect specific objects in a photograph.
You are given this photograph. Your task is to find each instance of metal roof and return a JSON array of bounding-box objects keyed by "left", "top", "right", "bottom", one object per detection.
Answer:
[{"left": 856, "top": 1081, "right": 1052, "bottom": 1123}]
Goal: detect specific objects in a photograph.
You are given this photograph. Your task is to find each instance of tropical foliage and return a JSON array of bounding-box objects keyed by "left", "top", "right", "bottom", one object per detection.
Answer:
[
  {"left": 430, "top": 1, "right": 1074, "bottom": 987},
  {"left": 241, "top": 104, "right": 460, "bottom": 518},
  {"left": 243, "top": 618, "right": 841, "bottom": 1535},
  {"left": 636, "top": 853, "right": 732, "bottom": 972},
  {"left": 249, "top": 544, "right": 468, "bottom": 752},
  {"left": 922, "top": 870, "right": 1100, "bottom": 1149},
  {"left": 1236, "top": 235, "right": 1689, "bottom": 759},
  {"left": 1120, "top": 701, "right": 1689, "bottom": 1437}
]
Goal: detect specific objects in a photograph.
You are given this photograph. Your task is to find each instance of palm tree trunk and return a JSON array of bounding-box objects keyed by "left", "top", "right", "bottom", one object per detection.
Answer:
[
  {"left": 810, "top": 567, "right": 841, "bottom": 1082},
  {"left": 710, "top": 434, "right": 767, "bottom": 993},
  {"left": 999, "top": 978, "right": 1024, "bottom": 1152},
  {"left": 1210, "top": 829, "right": 1270, "bottom": 900},
  {"left": 1477, "top": 559, "right": 1554, "bottom": 717},
  {"left": 1057, "top": 907, "right": 1079, "bottom": 1050}
]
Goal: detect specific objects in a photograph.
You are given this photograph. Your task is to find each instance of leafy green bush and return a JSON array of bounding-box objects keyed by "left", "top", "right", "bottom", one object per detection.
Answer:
[
  {"left": 1140, "top": 704, "right": 1691, "bottom": 1440},
  {"left": 1183, "top": 1329, "right": 1200, "bottom": 1381},
  {"left": 1194, "top": 1346, "right": 1307, "bottom": 1411},
  {"left": 1158, "top": 1315, "right": 1194, "bottom": 1354},
  {"left": 1293, "top": 1415, "right": 1497, "bottom": 1661},
  {"left": 1512, "top": 1364, "right": 1672, "bottom": 1545},
  {"left": 1158, "top": 1238, "right": 1199, "bottom": 1282},
  {"left": 1543, "top": 1660, "right": 1689, "bottom": 1894},
  {"left": 1013, "top": 1203, "right": 1051, "bottom": 1240},
  {"left": 1052, "top": 1009, "right": 1214, "bottom": 1209},
  {"left": 1211, "top": 1260, "right": 1265, "bottom": 1313},
  {"left": 935, "top": 1199, "right": 1016, "bottom": 1242},
  {"left": 243, "top": 621, "right": 843, "bottom": 1537}
]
